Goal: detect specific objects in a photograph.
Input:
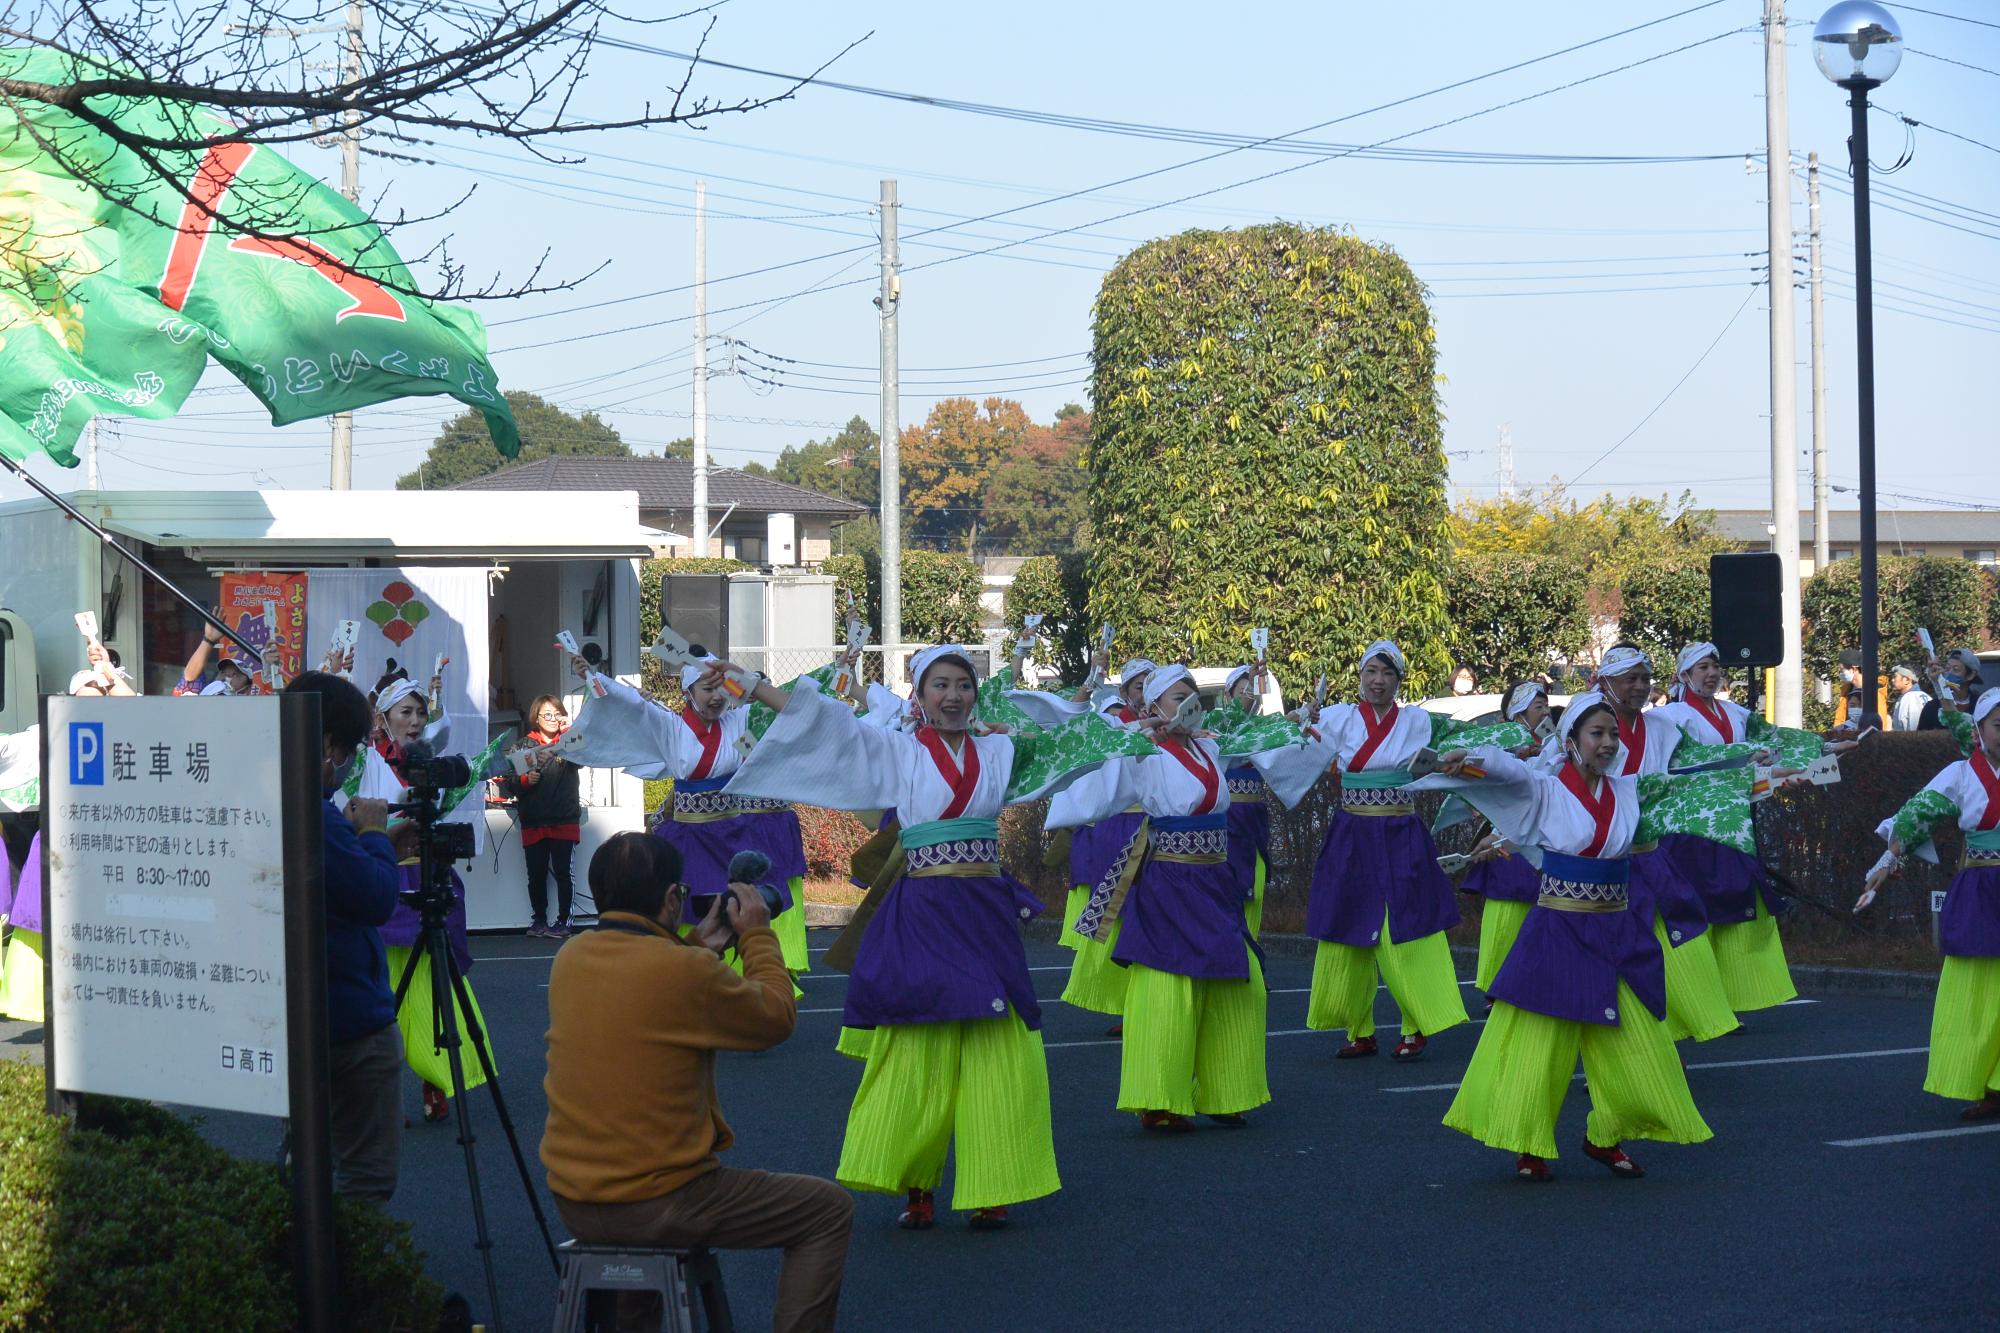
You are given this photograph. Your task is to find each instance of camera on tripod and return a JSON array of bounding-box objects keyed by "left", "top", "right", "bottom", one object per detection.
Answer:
[{"left": 392, "top": 741, "right": 478, "bottom": 872}]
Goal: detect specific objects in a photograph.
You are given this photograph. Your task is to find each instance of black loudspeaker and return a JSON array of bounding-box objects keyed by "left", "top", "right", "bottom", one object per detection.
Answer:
[
  {"left": 661, "top": 573, "right": 729, "bottom": 658},
  {"left": 1709, "top": 552, "right": 1785, "bottom": 668}
]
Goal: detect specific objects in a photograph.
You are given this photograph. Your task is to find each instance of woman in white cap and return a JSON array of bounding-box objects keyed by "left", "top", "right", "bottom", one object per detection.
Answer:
[
  {"left": 1575, "top": 644, "right": 1746, "bottom": 1046},
  {"left": 1049, "top": 665, "right": 1155, "bottom": 1025},
  {"left": 1860, "top": 690, "right": 2000, "bottom": 1120},
  {"left": 1049, "top": 665, "right": 1315, "bottom": 1131},
  {"left": 559, "top": 654, "right": 813, "bottom": 978},
  {"left": 719, "top": 644, "right": 1148, "bottom": 1230},
  {"left": 1412, "top": 694, "right": 1723, "bottom": 1180},
  {"left": 1279, "top": 640, "right": 1529, "bottom": 1062},
  {"left": 1655, "top": 642, "right": 1833, "bottom": 1014},
  {"left": 1457, "top": 679, "right": 1557, "bottom": 998}
]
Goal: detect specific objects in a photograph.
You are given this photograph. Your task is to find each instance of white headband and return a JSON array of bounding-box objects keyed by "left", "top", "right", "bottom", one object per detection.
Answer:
[
  {"left": 680, "top": 656, "right": 722, "bottom": 692},
  {"left": 1505, "top": 681, "right": 1545, "bottom": 720},
  {"left": 1559, "top": 691, "right": 1613, "bottom": 748},
  {"left": 1225, "top": 664, "right": 1257, "bottom": 693},
  {"left": 1676, "top": 642, "right": 1719, "bottom": 679},
  {"left": 1359, "top": 639, "right": 1406, "bottom": 678},
  {"left": 1142, "top": 664, "right": 1192, "bottom": 707},
  {"left": 67, "top": 669, "right": 103, "bottom": 695},
  {"left": 1596, "top": 646, "right": 1652, "bottom": 679},
  {"left": 1975, "top": 691, "right": 2000, "bottom": 727},
  {"left": 1118, "top": 658, "right": 1157, "bottom": 686},
  {"left": 910, "top": 644, "right": 979, "bottom": 691},
  {"left": 374, "top": 678, "right": 425, "bottom": 714}
]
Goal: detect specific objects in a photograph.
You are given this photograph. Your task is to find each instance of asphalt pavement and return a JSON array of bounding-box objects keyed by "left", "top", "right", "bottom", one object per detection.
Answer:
[{"left": 7, "top": 929, "right": 1998, "bottom": 1330}]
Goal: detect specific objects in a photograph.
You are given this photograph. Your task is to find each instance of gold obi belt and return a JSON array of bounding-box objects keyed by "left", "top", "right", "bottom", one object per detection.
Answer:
[{"left": 1536, "top": 850, "right": 1631, "bottom": 914}]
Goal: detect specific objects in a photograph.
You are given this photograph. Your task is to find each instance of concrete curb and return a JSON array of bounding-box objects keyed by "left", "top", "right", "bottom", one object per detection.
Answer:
[{"left": 821, "top": 908, "right": 1943, "bottom": 999}]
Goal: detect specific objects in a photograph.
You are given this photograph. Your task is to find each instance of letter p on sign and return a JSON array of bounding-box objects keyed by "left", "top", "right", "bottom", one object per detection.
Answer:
[{"left": 70, "top": 722, "right": 104, "bottom": 785}]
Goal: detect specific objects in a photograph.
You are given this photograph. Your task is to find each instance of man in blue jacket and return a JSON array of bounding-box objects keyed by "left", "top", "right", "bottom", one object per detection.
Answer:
[{"left": 287, "top": 671, "right": 417, "bottom": 1202}]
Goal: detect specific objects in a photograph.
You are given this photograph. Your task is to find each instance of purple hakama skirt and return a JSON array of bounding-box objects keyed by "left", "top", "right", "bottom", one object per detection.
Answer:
[
  {"left": 1306, "top": 810, "right": 1459, "bottom": 947},
  {"left": 845, "top": 871, "right": 1045, "bottom": 1031}
]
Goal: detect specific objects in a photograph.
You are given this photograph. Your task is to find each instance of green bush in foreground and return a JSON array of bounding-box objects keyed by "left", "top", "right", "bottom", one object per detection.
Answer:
[{"left": 0, "top": 1060, "right": 440, "bottom": 1331}]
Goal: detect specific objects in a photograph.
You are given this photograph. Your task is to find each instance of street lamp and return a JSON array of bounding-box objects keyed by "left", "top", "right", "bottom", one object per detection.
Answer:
[{"left": 1814, "top": 1, "right": 1901, "bottom": 724}]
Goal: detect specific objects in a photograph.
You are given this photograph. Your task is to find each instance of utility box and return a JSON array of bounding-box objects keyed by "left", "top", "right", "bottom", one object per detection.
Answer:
[{"left": 766, "top": 512, "right": 798, "bottom": 567}]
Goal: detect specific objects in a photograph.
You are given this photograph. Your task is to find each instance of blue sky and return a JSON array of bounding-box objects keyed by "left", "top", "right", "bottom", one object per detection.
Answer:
[{"left": 7, "top": 0, "right": 1996, "bottom": 518}]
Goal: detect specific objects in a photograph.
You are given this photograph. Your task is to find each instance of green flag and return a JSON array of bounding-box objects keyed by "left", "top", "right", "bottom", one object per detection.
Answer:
[{"left": 0, "top": 48, "right": 518, "bottom": 466}]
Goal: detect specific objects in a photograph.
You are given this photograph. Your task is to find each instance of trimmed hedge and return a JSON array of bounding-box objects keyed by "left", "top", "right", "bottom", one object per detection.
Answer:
[
  {"left": 1802, "top": 555, "right": 1989, "bottom": 678},
  {"left": 0, "top": 1061, "right": 440, "bottom": 1329},
  {"left": 1445, "top": 553, "right": 1591, "bottom": 686}
]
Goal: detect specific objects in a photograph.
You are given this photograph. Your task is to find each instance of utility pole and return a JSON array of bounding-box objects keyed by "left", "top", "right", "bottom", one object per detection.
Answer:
[
  {"left": 1496, "top": 424, "right": 1515, "bottom": 500},
  {"left": 1762, "top": 0, "right": 1803, "bottom": 726},
  {"left": 85, "top": 417, "right": 100, "bottom": 489},
  {"left": 327, "top": 0, "right": 363, "bottom": 491},
  {"left": 876, "top": 179, "right": 902, "bottom": 689},
  {"left": 1808, "top": 151, "right": 1831, "bottom": 706},
  {"left": 692, "top": 180, "right": 709, "bottom": 557}
]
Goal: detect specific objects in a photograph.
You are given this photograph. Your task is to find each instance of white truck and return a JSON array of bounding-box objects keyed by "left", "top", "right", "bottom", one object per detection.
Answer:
[{"left": 0, "top": 487, "right": 673, "bottom": 929}]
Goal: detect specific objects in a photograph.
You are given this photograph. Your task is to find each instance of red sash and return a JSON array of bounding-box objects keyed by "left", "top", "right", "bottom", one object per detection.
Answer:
[
  {"left": 1974, "top": 751, "right": 2000, "bottom": 831},
  {"left": 681, "top": 708, "right": 723, "bottom": 780},
  {"left": 1350, "top": 702, "right": 1400, "bottom": 771},
  {"left": 1615, "top": 711, "right": 1647, "bottom": 776},
  {"left": 1685, "top": 695, "right": 1735, "bottom": 744},
  {"left": 1112, "top": 705, "right": 1139, "bottom": 725},
  {"left": 918, "top": 727, "right": 982, "bottom": 819},
  {"left": 1158, "top": 737, "right": 1221, "bottom": 815},
  {"left": 1560, "top": 763, "right": 1617, "bottom": 858}
]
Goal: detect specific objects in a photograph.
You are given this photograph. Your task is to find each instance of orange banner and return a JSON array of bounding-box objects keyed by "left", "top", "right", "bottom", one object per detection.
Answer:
[{"left": 217, "top": 572, "right": 308, "bottom": 691}]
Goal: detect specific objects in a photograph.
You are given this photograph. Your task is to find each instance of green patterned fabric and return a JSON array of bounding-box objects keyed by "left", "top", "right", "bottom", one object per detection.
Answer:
[
  {"left": 978, "top": 666, "right": 1158, "bottom": 801},
  {"left": 1891, "top": 786, "right": 1962, "bottom": 856},
  {"left": 0, "top": 777, "right": 37, "bottom": 814},
  {"left": 1940, "top": 708, "right": 1976, "bottom": 758},
  {"left": 1745, "top": 718, "right": 1827, "bottom": 769},
  {"left": 1670, "top": 738, "right": 1759, "bottom": 770},
  {"left": 748, "top": 663, "right": 839, "bottom": 741},
  {"left": 442, "top": 730, "right": 514, "bottom": 817},
  {"left": 1634, "top": 766, "right": 1756, "bottom": 853},
  {"left": 1210, "top": 710, "right": 1309, "bottom": 758},
  {"left": 1430, "top": 713, "right": 1532, "bottom": 752}
]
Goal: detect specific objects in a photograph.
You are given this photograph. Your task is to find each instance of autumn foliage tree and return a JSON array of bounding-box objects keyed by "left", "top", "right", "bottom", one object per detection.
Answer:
[
  {"left": 901, "top": 397, "right": 1032, "bottom": 552},
  {"left": 1087, "top": 223, "right": 1451, "bottom": 694},
  {"left": 983, "top": 405, "right": 1091, "bottom": 556}
]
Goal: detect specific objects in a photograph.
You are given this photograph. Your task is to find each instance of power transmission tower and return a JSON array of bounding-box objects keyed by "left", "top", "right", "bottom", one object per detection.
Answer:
[{"left": 1496, "top": 424, "right": 1516, "bottom": 499}]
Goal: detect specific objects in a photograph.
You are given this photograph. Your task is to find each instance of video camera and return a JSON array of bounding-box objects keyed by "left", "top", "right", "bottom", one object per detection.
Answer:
[
  {"left": 686, "top": 848, "right": 788, "bottom": 922},
  {"left": 392, "top": 741, "right": 477, "bottom": 871}
]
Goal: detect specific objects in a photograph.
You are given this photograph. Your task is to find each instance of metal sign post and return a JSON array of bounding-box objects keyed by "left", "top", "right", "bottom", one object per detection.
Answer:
[{"left": 41, "top": 694, "right": 336, "bottom": 1329}]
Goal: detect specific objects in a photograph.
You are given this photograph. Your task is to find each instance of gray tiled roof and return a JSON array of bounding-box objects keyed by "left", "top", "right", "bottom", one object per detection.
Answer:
[
  {"left": 454, "top": 457, "right": 866, "bottom": 516},
  {"left": 1711, "top": 509, "right": 2000, "bottom": 545}
]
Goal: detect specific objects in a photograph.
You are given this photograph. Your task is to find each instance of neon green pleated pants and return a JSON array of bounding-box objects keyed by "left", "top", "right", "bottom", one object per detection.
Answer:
[
  {"left": 1707, "top": 895, "right": 1796, "bottom": 1012},
  {"left": 1656, "top": 919, "right": 1740, "bottom": 1042},
  {"left": 835, "top": 1011, "right": 1061, "bottom": 1211},
  {"left": 387, "top": 945, "right": 492, "bottom": 1094},
  {"left": 1061, "top": 906, "right": 1129, "bottom": 1016},
  {"left": 1444, "top": 986, "right": 1714, "bottom": 1160},
  {"left": 1307, "top": 910, "right": 1468, "bottom": 1040},
  {"left": 1925, "top": 956, "right": 2000, "bottom": 1103},
  {"left": 1244, "top": 853, "right": 1267, "bottom": 943},
  {"left": 0, "top": 927, "right": 43, "bottom": 1023},
  {"left": 1117, "top": 956, "right": 1270, "bottom": 1118},
  {"left": 1475, "top": 899, "right": 1532, "bottom": 994}
]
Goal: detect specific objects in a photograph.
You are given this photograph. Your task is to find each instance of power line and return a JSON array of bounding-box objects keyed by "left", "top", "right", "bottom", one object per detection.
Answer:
[
  {"left": 1568, "top": 284, "right": 1761, "bottom": 485},
  {"left": 1907, "top": 48, "right": 2000, "bottom": 79},
  {"left": 1876, "top": 103, "right": 2000, "bottom": 158},
  {"left": 1892, "top": 5, "right": 2000, "bottom": 33}
]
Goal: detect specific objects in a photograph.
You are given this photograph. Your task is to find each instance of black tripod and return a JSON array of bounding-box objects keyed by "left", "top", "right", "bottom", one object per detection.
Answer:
[{"left": 392, "top": 810, "right": 558, "bottom": 1331}]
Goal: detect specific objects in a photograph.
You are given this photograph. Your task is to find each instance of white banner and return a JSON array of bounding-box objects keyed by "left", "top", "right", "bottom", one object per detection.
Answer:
[
  {"left": 47, "top": 696, "right": 290, "bottom": 1116},
  {"left": 305, "top": 567, "right": 491, "bottom": 841}
]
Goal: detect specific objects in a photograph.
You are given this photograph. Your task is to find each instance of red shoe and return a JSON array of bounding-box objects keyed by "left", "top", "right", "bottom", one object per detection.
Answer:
[
  {"left": 1581, "top": 1139, "right": 1644, "bottom": 1179},
  {"left": 1515, "top": 1154, "right": 1553, "bottom": 1183},
  {"left": 897, "top": 1188, "right": 935, "bottom": 1230},
  {"left": 421, "top": 1083, "right": 449, "bottom": 1123},
  {"left": 1335, "top": 1036, "right": 1378, "bottom": 1059},
  {"left": 1960, "top": 1095, "right": 2000, "bottom": 1121},
  {"left": 1141, "top": 1110, "right": 1194, "bottom": 1133},
  {"left": 1105, "top": 1022, "right": 1124, "bottom": 1038},
  {"left": 1392, "top": 1033, "right": 1428, "bottom": 1061},
  {"left": 968, "top": 1206, "right": 1009, "bottom": 1230}
]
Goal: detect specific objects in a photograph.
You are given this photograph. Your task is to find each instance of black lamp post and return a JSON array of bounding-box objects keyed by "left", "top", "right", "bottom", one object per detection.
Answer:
[{"left": 1815, "top": 2, "right": 1902, "bottom": 722}]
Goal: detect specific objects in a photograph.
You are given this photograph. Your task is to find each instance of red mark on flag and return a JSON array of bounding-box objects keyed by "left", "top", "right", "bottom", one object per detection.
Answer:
[{"left": 157, "top": 142, "right": 406, "bottom": 323}]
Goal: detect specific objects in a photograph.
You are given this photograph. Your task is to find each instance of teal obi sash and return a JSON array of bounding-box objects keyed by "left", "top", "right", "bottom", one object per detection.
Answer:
[
  {"left": 901, "top": 817, "right": 1001, "bottom": 849},
  {"left": 1340, "top": 769, "right": 1414, "bottom": 789}
]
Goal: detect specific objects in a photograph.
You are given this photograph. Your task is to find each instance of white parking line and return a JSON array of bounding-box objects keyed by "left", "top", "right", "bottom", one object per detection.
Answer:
[
  {"left": 1828, "top": 1123, "right": 2000, "bottom": 1147},
  {"left": 1384, "top": 1043, "right": 1928, "bottom": 1095}
]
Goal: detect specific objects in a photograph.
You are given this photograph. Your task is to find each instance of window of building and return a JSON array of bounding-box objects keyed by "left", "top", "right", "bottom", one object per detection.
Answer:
[
  {"left": 1965, "top": 548, "right": 1997, "bottom": 566},
  {"left": 1831, "top": 549, "right": 1857, "bottom": 562}
]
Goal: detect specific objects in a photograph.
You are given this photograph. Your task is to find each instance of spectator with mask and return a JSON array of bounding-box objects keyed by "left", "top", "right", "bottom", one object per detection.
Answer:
[
  {"left": 1919, "top": 650, "right": 1990, "bottom": 733},
  {"left": 1892, "top": 665, "right": 1931, "bottom": 733},
  {"left": 1837, "top": 650, "right": 1867, "bottom": 725},
  {"left": 543, "top": 832, "right": 849, "bottom": 1333},
  {"left": 285, "top": 670, "right": 418, "bottom": 1201}
]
